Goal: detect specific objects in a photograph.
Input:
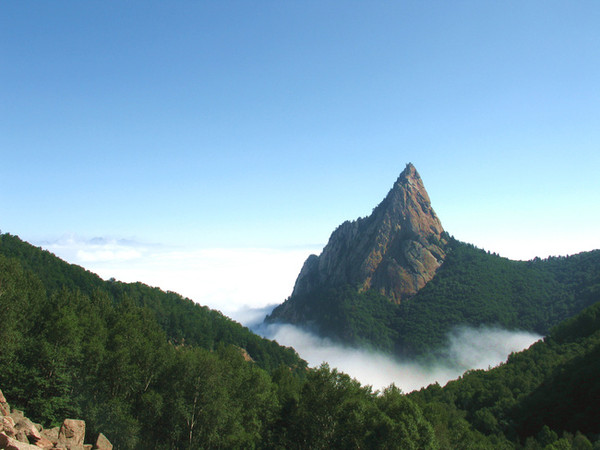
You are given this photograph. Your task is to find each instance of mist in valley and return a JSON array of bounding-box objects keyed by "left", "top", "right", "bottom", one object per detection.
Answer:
[{"left": 255, "top": 320, "right": 541, "bottom": 393}]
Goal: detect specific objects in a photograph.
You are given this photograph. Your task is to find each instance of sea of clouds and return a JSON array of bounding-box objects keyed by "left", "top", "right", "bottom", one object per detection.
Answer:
[
  {"left": 40, "top": 234, "right": 541, "bottom": 392},
  {"left": 41, "top": 234, "right": 319, "bottom": 321},
  {"left": 255, "top": 321, "right": 541, "bottom": 392}
]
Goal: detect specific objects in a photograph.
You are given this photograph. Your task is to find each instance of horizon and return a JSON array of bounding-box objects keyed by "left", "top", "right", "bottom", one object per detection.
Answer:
[{"left": 3, "top": 2, "right": 600, "bottom": 318}]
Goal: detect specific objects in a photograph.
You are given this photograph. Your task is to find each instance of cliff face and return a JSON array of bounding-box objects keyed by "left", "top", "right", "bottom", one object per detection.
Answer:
[{"left": 290, "top": 163, "right": 447, "bottom": 304}]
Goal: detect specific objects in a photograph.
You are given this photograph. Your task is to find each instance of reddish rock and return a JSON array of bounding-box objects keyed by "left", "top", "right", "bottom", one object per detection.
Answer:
[
  {"left": 40, "top": 426, "right": 59, "bottom": 445},
  {"left": 274, "top": 163, "right": 448, "bottom": 323},
  {"left": 9, "top": 410, "right": 25, "bottom": 423},
  {"left": 29, "top": 433, "right": 54, "bottom": 449},
  {"left": 15, "top": 417, "right": 42, "bottom": 442},
  {"left": 1, "top": 415, "right": 16, "bottom": 437},
  {"left": 14, "top": 429, "right": 29, "bottom": 444},
  {"left": 94, "top": 433, "right": 113, "bottom": 450},
  {"left": 0, "top": 389, "right": 10, "bottom": 416},
  {"left": 57, "top": 419, "right": 85, "bottom": 450},
  {"left": 0, "top": 387, "right": 105, "bottom": 450},
  {"left": 0, "top": 431, "right": 40, "bottom": 449}
]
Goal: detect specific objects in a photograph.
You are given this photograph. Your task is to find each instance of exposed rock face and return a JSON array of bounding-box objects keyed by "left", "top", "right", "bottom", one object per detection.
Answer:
[{"left": 290, "top": 163, "right": 447, "bottom": 304}]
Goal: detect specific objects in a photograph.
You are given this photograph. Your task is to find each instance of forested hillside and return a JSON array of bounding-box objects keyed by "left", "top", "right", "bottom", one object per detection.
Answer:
[
  {"left": 0, "top": 233, "right": 436, "bottom": 448},
  {"left": 268, "top": 239, "right": 600, "bottom": 359},
  {"left": 0, "top": 233, "right": 302, "bottom": 371},
  {"left": 409, "top": 300, "right": 600, "bottom": 449},
  {"left": 1, "top": 232, "right": 599, "bottom": 448}
]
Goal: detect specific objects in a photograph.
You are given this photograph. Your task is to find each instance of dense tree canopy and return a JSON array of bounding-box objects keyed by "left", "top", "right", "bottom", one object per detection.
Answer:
[
  {"left": 0, "top": 233, "right": 436, "bottom": 448},
  {"left": 409, "top": 301, "right": 600, "bottom": 449},
  {"left": 1, "top": 233, "right": 598, "bottom": 449}
]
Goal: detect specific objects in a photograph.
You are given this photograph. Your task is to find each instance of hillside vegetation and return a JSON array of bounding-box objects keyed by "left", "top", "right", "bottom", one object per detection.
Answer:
[
  {"left": 1, "top": 232, "right": 598, "bottom": 449},
  {"left": 269, "top": 239, "right": 600, "bottom": 359},
  {"left": 0, "top": 233, "right": 434, "bottom": 448},
  {"left": 409, "top": 300, "right": 600, "bottom": 448}
]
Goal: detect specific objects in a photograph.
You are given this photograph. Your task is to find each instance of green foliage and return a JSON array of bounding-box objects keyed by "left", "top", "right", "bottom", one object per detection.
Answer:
[
  {"left": 0, "top": 233, "right": 304, "bottom": 372},
  {"left": 272, "top": 364, "right": 438, "bottom": 449},
  {"left": 396, "top": 241, "right": 600, "bottom": 357},
  {"left": 409, "top": 301, "right": 600, "bottom": 448},
  {"left": 0, "top": 233, "right": 443, "bottom": 448},
  {"left": 272, "top": 285, "right": 399, "bottom": 352},
  {"left": 269, "top": 239, "right": 600, "bottom": 359},
  {"left": 3, "top": 232, "right": 598, "bottom": 449}
]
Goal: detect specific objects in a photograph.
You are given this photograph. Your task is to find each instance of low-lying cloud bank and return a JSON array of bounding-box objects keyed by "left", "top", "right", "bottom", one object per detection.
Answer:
[
  {"left": 256, "top": 322, "right": 541, "bottom": 393},
  {"left": 40, "top": 235, "right": 319, "bottom": 316},
  {"left": 38, "top": 234, "right": 541, "bottom": 392}
]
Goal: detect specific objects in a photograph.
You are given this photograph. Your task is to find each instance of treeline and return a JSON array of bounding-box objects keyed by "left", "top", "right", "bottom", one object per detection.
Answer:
[
  {"left": 268, "top": 239, "right": 600, "bottom": 359},
  {"left": 0, "top": 233, "right": 435, "bottom": 448},
  {"left": 0, "top": 234, "right": 302, "bottom": 372}
]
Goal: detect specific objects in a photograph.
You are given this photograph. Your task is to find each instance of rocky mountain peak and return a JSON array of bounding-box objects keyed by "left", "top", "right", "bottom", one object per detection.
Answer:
[{"left": 289, "top": 163, "right": 447, "bottom": 304}]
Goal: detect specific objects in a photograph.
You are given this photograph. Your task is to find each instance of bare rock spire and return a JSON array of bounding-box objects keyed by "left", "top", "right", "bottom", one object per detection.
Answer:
[{"left": 291, "top": 163, "right": 447, "bottom": 303}]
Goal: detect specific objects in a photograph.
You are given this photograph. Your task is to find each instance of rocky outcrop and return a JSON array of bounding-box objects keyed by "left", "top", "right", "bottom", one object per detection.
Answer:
[
  {"left": 290, "top": 163, "right": 447, "bottom": 304},
  {"left": 0, "top": 388, "right": 111, "bottom": 450}
]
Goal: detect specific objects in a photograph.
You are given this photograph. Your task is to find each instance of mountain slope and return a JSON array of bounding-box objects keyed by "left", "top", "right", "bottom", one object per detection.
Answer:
[
  {"left": 409, "top": 300, "right": 600, "bottom": 448},
  {"left": 2, "top": 233, "right": 598, "bottom": 448},
  {"left": 0, "top": 233, "right": 441, "bottom": 449},
  {"left": 0, "top": 233, "right": 303, "bottom": 371},
  {"left": 266, "top": 164, "right": 600, "bottom": 357}
]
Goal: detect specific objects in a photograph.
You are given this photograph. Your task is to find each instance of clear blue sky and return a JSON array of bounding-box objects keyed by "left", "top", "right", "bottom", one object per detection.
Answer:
[{"left": 2, "top": 2, "right": 600, "bottom": 304}]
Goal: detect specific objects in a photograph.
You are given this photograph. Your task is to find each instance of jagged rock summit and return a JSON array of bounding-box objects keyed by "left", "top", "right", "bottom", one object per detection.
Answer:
[{"left": 278, "top": 163, "right": 448, "bottom": 310}]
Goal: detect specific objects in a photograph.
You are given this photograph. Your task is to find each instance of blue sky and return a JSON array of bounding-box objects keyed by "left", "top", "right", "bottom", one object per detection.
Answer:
[{"left": 2, "top": 2, "right": 600, "bottom": 315}]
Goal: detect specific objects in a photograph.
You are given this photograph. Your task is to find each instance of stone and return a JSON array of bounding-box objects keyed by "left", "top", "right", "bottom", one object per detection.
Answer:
[
  {"left": 40, "top": 426, "right": 59, "bottom": 445},
  {"left": 292, "top": 163, "right": 446, "bottom": 302},
  {"left": 9, "top": 410, "right": 25, "bottom": 423},
  {"left": 28, "top": 433, "right": 54, "bottom": 449},
  {"left": 2, "top": 415, "right": 16, "bottom": 437},
  {"left": 0, "top": 389, "right": 10, "bottom": 416},
  {"left": 14, "top": 429, "right": 29, "bottom": 444},
  {"left": 94, "top": 433, "right": 113, "bottom": 450},
  {"left": 15, "top": 417, "right": 42, "bottom": 441},
  {"left": 57, "top": 419, "right": 85, "bottom": 450},
  {"left": 0, "top": 431, "right": 40, "bottom": 450},
  {"left": 0, "top": 387, "right": 104, "bottom": 450}
]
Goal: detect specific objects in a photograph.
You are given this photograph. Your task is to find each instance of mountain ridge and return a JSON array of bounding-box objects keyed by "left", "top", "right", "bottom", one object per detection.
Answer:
[
  {"left": 266, "top": 164, "right": 600, "bottom": 357},
  {"left": 288, "top": 163, "right": 448, "bottom": 304}
]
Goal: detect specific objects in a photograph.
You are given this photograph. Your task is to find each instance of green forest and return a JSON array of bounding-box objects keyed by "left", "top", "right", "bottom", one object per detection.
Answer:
[
  {"left": 267, "top": 238, "right": 600, "bottom": 359},
  {"left": 1, "top": 233, "right": 599, "bottom": 449}
]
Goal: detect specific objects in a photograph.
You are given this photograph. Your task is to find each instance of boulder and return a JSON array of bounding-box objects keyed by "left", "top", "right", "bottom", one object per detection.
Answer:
[
  {"left": 0, "top": 388, "right": 105, "bottom": 450},
  {"left": 94, "top": 433, "right": 113, "bottom": 450},
  {"left": 9, "top": 410, "right": 25, "bottom": 423},
  {"left": 0, "top": 431, "right": 40, "bottom": 450},
  {"left": 57, "top": 419, "right": 85, "bottom": 450},
  {"left": 40, "top": 426, "right": 59, "bottom": 445},
  {"left": 14, "top": 429, "right": 29, "bottom": 444},
  {"left": 15, "top": 417, "right": 42, "bottom": 442},
  {"left": 29, "top": 433, "right": 54, "bottom": 449},
  {"left": 0, "top": 389, "right": 10, "bottom": 416},
  {"left": 1, "top": 415, "right": 16, "bottom": 437}
]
